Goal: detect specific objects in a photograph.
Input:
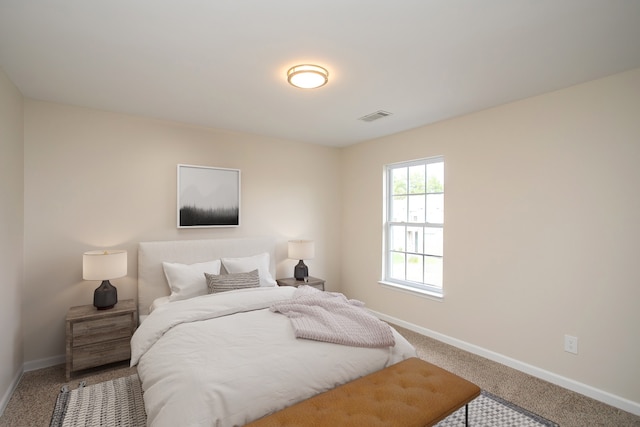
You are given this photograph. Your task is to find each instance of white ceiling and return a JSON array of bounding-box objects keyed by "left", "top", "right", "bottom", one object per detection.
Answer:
[{"left": 1, "top": 1, "right": 639, "bottom": 147}]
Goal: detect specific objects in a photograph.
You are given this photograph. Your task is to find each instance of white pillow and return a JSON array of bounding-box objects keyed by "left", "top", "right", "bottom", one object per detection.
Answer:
[
  {"left": 162, "top": 259, "right": 222, "bottom": 302},
  {"left": 221, "top": 252, "right": 277, "bottom": 287}
]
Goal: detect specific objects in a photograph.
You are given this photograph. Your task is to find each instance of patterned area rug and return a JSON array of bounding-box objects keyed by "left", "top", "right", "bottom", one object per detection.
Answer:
[
  {"left": 50, "top": 375, "right": 558, "bottom": 427},
  {"left": 49, "top": 374, "right": 146, "bottom": 427},
  {"left": 436, "top": 390, "right": 559, "bottom": 427}
]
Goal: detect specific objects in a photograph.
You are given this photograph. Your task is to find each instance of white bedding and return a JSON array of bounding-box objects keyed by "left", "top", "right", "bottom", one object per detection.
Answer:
[{"left": 131, "top": 286, "right": 416, "bottom": 427}]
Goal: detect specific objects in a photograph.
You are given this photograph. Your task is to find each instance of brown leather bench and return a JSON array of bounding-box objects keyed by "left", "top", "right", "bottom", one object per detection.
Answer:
[{"left": 245, "top": 357, "right": 481, "bottom": 427}]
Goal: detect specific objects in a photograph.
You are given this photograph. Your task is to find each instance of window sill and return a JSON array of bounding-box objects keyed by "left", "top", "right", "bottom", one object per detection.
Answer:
[{"left": 378, "top": 281, "right": 444, "bottom": 302}]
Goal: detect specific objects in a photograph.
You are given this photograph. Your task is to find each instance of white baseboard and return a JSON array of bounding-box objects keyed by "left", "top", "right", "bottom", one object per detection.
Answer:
[
  {"left": 0, "top": 367, "right": 23, "bottom": 417},
  {"left": 374, "top": 310, "right": 640, "bottom": 417},
  {"left": 23, "top": 354, "right": 65, "bottom": 372}
]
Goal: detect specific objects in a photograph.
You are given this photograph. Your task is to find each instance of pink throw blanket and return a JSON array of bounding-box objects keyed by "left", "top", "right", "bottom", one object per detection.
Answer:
[{"left": 270, "top": 285, "right": 396, "bottom": 348}]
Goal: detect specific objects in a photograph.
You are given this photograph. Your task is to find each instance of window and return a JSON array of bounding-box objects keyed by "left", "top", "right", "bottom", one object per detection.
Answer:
[{"left": 383, "top": 157, "right": 444, "bottom": 297}]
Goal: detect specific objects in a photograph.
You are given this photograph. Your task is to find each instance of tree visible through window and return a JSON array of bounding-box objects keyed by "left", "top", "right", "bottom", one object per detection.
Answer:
[{"left": 384, "top": 157, "right": 444, "bottom": 296}]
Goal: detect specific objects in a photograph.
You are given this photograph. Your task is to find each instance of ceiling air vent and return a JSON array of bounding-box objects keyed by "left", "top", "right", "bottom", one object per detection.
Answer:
[{"left": 358, "top": 110, "right": 393, "bottom": 122}]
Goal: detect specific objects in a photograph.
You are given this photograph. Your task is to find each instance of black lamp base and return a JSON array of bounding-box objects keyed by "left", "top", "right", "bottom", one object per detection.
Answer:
[
  {"left": 94, "top": 280, "right": 118, "bottom": 310},
  {"left": 294, "top": 260, "right": 308, "bottom": 281}
]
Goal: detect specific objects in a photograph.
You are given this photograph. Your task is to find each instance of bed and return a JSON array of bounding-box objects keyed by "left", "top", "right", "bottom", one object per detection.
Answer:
[{"left": 132, "top": 237, "right": 417, "bottom": 427}]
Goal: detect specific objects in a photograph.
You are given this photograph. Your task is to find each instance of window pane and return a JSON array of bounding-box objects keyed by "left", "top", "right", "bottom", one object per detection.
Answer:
[
  {"left": 407, "top": 194, "right": 425, "bottom": 223},
  {"left": 392, "top": 168, "right": 407, "bottom": 195},
  {"left": 390, "top": 225, "right": 406, "bottom": 251},
  {"left": 385, "top": 157, "right": 444, "bottom": 295},
  {"left": 426, "top": 193, "right": 444, "bottom": 223},
  {"left": 426, "top": 162, "right": 444, "bottom": 193},
  {"left": 407, "top": 254, "right": 423, "bottom": 282},
  {"left": 391, "top": 195, "right": 407, "bottom": 222},
  {"left": 424, "top": 227, "right": 443, "bottom": 256},
  {"left": 390, "top": 252, "right": 405, "bottom": 280},
  {"left": 424, "top": 256, "right": 443, "bottom": 288},
  {"left": 408, "top": 165, "right": 425, "bottom": 194},
  {"left": 406, "top": 226, "right": 423, "bottom": 253}
]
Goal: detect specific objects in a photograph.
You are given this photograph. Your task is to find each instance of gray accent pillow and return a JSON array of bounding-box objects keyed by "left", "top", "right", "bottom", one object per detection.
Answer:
[{"left": 205, "top": 269, "right": 260, "bottom": 294}]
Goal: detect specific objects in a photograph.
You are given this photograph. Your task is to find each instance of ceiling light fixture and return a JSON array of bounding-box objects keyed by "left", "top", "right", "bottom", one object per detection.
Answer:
[{"left": 287, "top": 64, "right": 329, "bottom": 89}]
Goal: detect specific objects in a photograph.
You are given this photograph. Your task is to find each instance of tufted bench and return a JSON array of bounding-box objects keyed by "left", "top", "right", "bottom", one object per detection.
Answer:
[{"left": 245, "top": 357, "right": 481, "bottom": 427}]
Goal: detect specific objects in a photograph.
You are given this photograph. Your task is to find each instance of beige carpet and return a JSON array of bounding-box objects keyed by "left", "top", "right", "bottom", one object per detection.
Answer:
[
  {"left": 0, "top": 362, "right": 136, "bottom": 427},
  {"left": 393, "top": 325, "right": 640, "bottom": 427},
  {"left": 1, "top": 327, "right": 639, "bottom": 427}
]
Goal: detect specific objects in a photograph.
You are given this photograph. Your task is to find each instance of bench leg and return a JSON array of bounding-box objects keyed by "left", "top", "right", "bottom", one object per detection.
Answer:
[{"left": 465, "top": 404, "right": 469, "bottom": 426}]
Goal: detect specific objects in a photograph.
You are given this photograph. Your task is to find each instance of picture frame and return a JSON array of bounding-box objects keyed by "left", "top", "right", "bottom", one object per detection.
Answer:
[{"left": 177, "top": 164, "right": 241, "bottom": 228}]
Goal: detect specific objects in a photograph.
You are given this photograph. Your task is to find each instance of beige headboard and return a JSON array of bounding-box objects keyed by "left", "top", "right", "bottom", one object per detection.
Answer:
[{"left": 137, "top": 237, "right": 277, "bottom": 316}]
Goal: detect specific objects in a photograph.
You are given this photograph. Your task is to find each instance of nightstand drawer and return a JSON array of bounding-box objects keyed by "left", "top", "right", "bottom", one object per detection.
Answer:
[
  {"left": 66, "top": 299, "right": 137, "bottom": 380},
  {"left": 72, "top": 315, "right": 133, "bottom": 347},
  {"left": 72, "top": 337, "right": 131, "bottom": 371}
]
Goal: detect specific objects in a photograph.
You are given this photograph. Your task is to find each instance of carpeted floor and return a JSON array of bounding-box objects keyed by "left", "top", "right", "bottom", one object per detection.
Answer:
[
  {"left": 1, "top": 326, "right": 639, "bottom": 427},
  {"left": 393, "top": 326, "right": 640, "bottom": 427},
  {"left": 0, "top": 362, "right": 137, "bottom": 427}
]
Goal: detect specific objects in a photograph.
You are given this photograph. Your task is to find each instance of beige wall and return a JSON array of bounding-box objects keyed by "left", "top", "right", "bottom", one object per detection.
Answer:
[
  {"left": 341, "top": 69, "right": 640, "bottom": 405},
  {"left": 22, "top": 101, "right": 342, "bottom": 363},
  {"left": 0, "top": 68, "right": 24, "bottom": 410}
]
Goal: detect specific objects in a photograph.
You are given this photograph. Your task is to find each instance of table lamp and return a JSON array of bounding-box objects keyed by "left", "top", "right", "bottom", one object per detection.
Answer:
[
  {"left": 288, "top": 240, "right": 315, "bottom": 281},
  {"left": 83, "top": 250, "right": 127, "bottom": 310}
]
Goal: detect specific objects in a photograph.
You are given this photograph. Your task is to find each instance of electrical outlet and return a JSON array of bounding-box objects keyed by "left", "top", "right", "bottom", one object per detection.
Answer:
[{"left": 564, "top": 335, "right": 578, "bottom": 354}]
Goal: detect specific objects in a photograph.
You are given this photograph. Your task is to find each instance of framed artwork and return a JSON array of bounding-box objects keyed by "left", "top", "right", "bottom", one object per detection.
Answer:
[{"left": 177, "top": 164, "right": 240, "bottom": 228}]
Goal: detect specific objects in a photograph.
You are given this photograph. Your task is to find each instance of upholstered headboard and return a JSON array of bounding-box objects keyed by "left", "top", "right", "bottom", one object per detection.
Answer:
[{"left": 137, "top": 237, "right": 277, "bottom": 316}]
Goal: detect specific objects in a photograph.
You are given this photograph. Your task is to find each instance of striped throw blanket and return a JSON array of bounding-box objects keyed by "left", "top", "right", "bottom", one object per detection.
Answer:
[{"left": 270, "top": 285, "right": 395, "bottom": 348}]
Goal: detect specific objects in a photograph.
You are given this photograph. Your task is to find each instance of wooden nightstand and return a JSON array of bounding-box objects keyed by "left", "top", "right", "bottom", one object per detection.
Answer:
[
  {"left": 276, "top": 277, "right": 325, "bottom": 291},
  {"left": 65, "top": 299, "right": 137, "bottom": 380}
]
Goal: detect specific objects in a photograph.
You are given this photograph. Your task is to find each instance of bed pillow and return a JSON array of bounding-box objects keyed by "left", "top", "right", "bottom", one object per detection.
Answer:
[
  {"left": 205, "top": 269, "right": 260, "bottom": 294},
  {"left": 162, "top": 259, "right": 222, "bottom": 302},
  {"left": 221, "top": 252, "right": 277, "bottom": 287}
]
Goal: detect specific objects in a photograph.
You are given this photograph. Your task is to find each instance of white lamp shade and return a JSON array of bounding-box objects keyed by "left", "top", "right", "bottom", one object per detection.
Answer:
[
  {"left": 288, "top": 240, "right": 315, "bottom": 260},
  {"left": 83, "top": 250, "right": 127, "bottom": 281}
]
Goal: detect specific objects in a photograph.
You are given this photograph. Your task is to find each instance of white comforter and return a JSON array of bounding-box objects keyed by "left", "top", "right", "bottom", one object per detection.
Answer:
[{"left": 131, "top": 286, "right": 416, "bottom": 427}]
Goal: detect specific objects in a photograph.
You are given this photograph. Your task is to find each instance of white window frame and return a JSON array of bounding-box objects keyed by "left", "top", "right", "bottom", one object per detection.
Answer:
[{"left": 382, "top": 156, "right": 444, "bottom": 298}]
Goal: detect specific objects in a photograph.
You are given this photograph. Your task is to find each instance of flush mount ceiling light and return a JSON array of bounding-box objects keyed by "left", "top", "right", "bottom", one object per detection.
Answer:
[{"left": 287, "top": 64, "right": 329, "bottom": 89}]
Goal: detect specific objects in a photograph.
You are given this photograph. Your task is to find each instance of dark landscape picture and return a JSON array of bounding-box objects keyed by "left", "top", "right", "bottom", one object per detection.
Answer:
[{"left": 178, "top": 165, "right": 240, "bottom": 227}]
